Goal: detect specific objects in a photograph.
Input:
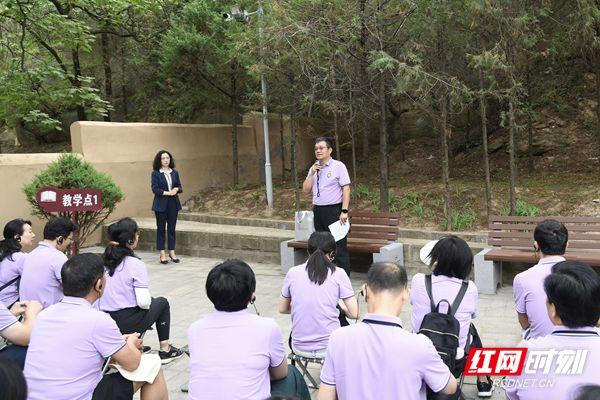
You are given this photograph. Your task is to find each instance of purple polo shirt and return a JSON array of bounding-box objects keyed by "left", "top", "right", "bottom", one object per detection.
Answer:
[
  {"left": 24, "top": 296, "right": 126, "bottom": 400},
  {"left": 281, "top": 263, "right": 354, "bottom": 351},
  {"left": 513, "top": 256, "right": 565, "bottom": 339},
  {"left": 320, "top": 313, "right": 452, "bottom": 400},
  {"left": 19, "top": 242, "right": 67, "bottom": 308},
  {"left": 410, "top": 273, "right": 478, "bottom": 359},
  {"left": 505, "top": 326, "right": 600, "bottom": 400},
  {"left": 188, "top": 309, "right": 286, "bottom": 400},
  {"left": 98, "top": 256, "right": 149, "bottom": 312},
  {"left": 0, "top": 301, "right": 18, "bottom": 333},
  {"left": 310, "top": 158, "right": 351, "bottom": 206},
  {"left": 0, "top": 252, "right": 26, "bottom": 307}
]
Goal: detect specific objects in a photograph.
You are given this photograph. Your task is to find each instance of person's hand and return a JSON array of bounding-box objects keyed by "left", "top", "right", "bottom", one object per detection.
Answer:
[
  {"left": 310, "top": 162, "right": 322, "bottom": 176},
  {"left": 9, "top": 301, "right": 27, "bottom": 317},
  {"left": 169, "top": 187, "right": 179, "bottom": 196},
  {"left": 22, "top": 300, "right": 43, "bottom": 319},
  {"left": 339, "top": 212, "right": 348, "bottom": 224},
  {"left": 124, "top": 332, "right": 143, "bottom": 352}
]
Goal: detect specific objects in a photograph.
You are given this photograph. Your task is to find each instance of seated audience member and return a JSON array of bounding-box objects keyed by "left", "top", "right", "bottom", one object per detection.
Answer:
[
  {"left": 410, "top": 236, "right": 493, "bottom": 397},
  {"left": 188, "top": 259, "right": 310, "bottom": 400},
  {"left": 278, "top": 231, "right": 358, "bottom": 358},
  {"left": 0, "top": 299, "right": 42, "bottom": 369},
  {"left": 24, "top": 253, "right": 168, "bottom": 400},
  {"left": 19, "top": 217, "right": 77, "bottom": 308},
  {"left": 99, "top": 218, "right": 183, "bottom": 363},
  {"left": 0, "top": 219, "right": 35, "bottom": 308},
  {"left": 318, "top": 262, "right": 457, "bottom": 400},
  {"left": 575, "top": 385, "right": 600, "bottom": 400},
  {"left": 0, "top": 357, "right": 27, "bottom": 400},
  {"left": 513, "top": 219, "right": 568, "bottom": 339},
  {"left": 505, "top": 261, "right": 600, "bottom": 400}
]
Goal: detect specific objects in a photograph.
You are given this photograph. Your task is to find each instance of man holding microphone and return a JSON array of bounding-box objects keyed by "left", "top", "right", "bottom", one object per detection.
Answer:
[{"left": 303, "top": 136, "right": 351, "bottom": 275}]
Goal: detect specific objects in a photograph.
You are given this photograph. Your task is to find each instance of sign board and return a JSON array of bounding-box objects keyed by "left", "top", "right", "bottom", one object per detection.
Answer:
[{"left": 35, "top": 187, "right": 102, "bottom": 212}]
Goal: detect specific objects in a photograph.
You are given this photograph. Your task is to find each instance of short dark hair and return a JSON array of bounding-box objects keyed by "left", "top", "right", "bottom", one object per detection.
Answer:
[
  {"left": 0, "top": 358, "right": 27, "bottom": 400},
  {"left": 61, "top": 253, "right": 105, "bottom": 298},
  {"left": 152, "top": 150, "right": 175, "bottom": 171},
  {"left": 43, "top": 217, "right": 77, "bottom": 241},
  {"left": 575, "top": 385, "right": 600, "bottom": 400},
  {"left": 206, "top": 259, "right": 256, "bottom": 312},
  {"left": 429, "top": 236, "right": 473, "bottom": 280},
  {"left": 534, "top": 219, "right": 568, "bottom": 255},
  {"left": 367, "top": 262, "right": 407, "bottom": 293},
  {"left": 315, "top": 136, "right": 334, "bottom": 149},
  {"left": 544, "top": 261, "right": 600, "bottom": 328}
]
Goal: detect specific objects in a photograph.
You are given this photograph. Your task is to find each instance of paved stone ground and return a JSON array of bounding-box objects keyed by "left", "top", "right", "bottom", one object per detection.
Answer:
[{"left": 85, "top": 247, "right": 519, "bottom": 399}]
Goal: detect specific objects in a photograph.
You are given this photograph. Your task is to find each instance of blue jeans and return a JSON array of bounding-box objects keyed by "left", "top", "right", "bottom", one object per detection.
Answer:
[{"left": 0, "top": 345, "right": 28, "bottom": 369}]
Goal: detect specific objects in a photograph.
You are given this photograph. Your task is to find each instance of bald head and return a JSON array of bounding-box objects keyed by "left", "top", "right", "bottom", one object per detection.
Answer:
[{"left": 367, "top": 262, "right": 408, "bottom": 294}]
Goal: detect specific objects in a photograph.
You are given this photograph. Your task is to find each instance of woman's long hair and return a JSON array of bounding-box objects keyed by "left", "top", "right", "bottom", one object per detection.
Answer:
[
  {"left": 0, "top": 219, "right": 30, "bottom": 262},
  {"left": 306, "top": 231, "right": 337, "bottom": 285},
  {"left": 103, "top": 218, "right": 138, "bottom": 276}
]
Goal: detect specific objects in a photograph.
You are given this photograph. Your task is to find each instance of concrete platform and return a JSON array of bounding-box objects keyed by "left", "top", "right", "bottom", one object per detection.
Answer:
[{"left": 83, "top": 247, "right": 519, "bottom": 400}]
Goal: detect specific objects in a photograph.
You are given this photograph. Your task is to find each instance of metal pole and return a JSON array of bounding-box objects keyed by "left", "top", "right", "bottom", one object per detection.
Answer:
[{"left": 258, "top": 2, "right": 273, "bottom": 209}]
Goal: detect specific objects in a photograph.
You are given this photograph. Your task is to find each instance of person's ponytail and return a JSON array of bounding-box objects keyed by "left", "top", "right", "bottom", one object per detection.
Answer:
[
  {"left": 306, "top": 231, "right": 337, "bottom": 285},
  {"left": 103, "top": 218, "right": 138, "bottom": 276}
]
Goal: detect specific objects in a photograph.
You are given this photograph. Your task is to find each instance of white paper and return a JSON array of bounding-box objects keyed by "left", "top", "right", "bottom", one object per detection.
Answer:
[
  {"left": 113, "top": 354, "right": 162, "bottom": 384},
  {"left": 328, "top": 220, "right": 350, "bottom": 242}
]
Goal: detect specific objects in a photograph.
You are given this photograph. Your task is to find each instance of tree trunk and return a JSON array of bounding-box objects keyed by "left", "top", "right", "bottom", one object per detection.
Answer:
[
  {"left": 479, "top": 70, "right": 492, "bottom": 217},
  {"left": 72, "top": 49, "right": 86, "bottom": 121},
  {"left": 359, "top": 0, "right": 369, "bottom": 170},
  {"left": 291, "top": 112, "right": 300, "bottom": 211},
  {"left": 362, "top": 118, "right": 369, "bottom": 169},
  {"left": 350, "top": 123, "right": 357, "bottom": 182},
  {"left": 231, "top": 72, "right": 239, "bottom": 185},
  {"left": 527, "top": 69, "right": 534, "bottom": 173},
  {"left": 334, "top": 111, "right": 340, "bottom": 159},
  {"left": 508, "top": 99, "right": 518, "bottom": 215},
  {"left": 378, "top": 76, "right": 389, "bottom": 212},
  {"left": 101, "top": 30, "right": 112, "bottom": 122},
  {"left": 441, "top": 95, "right": 451, "bottom": 230},
  {"left": 280, "top": 112, "right": 285, "bottom": 181},
  {"left": 595, "top": 50, "right": 600, "bottom": 160},
  {"left": 121, "top": 42, "right": 128, "bottom": 121}
]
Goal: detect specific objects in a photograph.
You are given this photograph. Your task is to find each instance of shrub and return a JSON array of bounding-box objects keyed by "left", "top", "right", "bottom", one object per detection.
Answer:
[
  {"left": 23, "top": 153, "right": 124, "bottom": 250},
  {"left": 500, "top": 199, "right": 541, "bottom": 217},
  {"left": 444, "top": 207, "right": 478, "bottom": 230}
]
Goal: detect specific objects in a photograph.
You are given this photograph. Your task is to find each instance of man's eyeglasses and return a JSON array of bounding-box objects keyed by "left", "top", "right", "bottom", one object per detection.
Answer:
[{"left": 314, "top": 146, "right": 329, "bottom": 151}]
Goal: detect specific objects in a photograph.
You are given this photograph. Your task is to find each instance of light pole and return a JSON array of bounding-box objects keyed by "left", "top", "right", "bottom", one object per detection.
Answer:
[{"left": 224, "top": 2, "right": 273, "bottom": 209}]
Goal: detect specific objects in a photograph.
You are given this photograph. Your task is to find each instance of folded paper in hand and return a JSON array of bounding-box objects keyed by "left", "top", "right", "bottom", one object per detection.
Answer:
[
  {"left": 113, "top": 354, "right": 161, "bottom": 384},
  {"left": 328, "top": 221, "right": 350, "bottom": 242}
]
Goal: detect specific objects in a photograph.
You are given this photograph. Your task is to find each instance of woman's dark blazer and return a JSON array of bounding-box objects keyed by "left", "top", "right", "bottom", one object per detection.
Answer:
[{"left": 151, "top": 169, "right": 183, "bottom": 212}]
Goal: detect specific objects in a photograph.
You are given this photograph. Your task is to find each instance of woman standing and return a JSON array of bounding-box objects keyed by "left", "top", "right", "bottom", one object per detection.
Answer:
[
  {"left": 0, "top": 219, "right": 35, "bottom": 308},
  {"left": 151, "top": 150, "right": 182, "bottom": 264}
]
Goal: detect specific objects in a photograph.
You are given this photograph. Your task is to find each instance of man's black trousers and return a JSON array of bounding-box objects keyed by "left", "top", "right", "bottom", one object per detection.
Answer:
[{"left": 313, "top": 203, "right": 350, "bottom": 275}]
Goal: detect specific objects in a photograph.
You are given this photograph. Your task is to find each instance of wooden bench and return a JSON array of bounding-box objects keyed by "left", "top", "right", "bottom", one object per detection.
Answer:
[
  {"left": 280, "top": 211, "right": 403, "bottom": 273},
  {"left": 474, "top": 216, "right": 600, "bottom": 294}
]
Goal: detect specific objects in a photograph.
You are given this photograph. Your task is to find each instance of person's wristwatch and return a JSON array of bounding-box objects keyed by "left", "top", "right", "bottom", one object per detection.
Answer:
[{"left": 341, "top": 208, "right": 349, "bottom": 214}]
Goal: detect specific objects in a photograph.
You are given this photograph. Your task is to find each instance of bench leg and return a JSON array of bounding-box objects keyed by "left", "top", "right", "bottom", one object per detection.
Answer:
[
  {"left": 280, "top": 240, "right": 308, "bottom": 274},
  {"left": 474, "top": 248, "right": 502, "bottom": 295},
  {"left": 372, "top": 242, "right": 404, "bottom": 266}
]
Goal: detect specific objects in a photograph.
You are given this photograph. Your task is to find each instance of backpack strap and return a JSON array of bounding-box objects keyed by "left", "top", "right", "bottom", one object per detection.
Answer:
[
  {"left": 450, "top": 281, "right": 469, "bottom": 316},
  {"left": 0, "top": 276, "right": 19, "bottom": 293},
  {"left": 424, "top": 274, "right": 436, "bottom": 312}
]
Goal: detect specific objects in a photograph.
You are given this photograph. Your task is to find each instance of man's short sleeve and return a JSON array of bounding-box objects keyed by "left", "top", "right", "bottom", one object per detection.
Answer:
[
  {"left": 0, "top": 303, "right": 18, "bottom": 332},
  {"left": 421, "top": 338, "right": 452, "bottom": 393},
  {"left": 268, "top": 320, "right": 286, "bottom": 368},
  {"left": 513, "top": 273, "right": 526, "bottom": 314},
  {"left": 320, "top": 338, "right": 336, "bottom": 386},
  {"left": 281, "top": 270, "right": 292, "bottom": 298},
  {"left": 338, "top": 162, "right": 351, "bottom": 187},
  {"left": 52, "top": 255, "right": 68, "bottom": 281},
  {"left": 131, "top": 259, "right": 149, "bottom": 289},
  {"left": 93, "top": 313, "right": 127, "bottom": 358},
  {"left": 336, "top": 269, "right": 354, "bottom": 299}
]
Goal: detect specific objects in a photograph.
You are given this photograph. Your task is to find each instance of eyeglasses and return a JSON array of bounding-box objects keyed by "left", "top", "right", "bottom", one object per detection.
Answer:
[{"left": 314, "top": 146, "right": 329, "bottom": 151}]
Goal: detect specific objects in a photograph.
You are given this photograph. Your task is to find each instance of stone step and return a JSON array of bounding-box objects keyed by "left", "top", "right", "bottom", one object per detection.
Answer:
[{"left": 179, "top": 212, "right": 294, "bottom": 231}]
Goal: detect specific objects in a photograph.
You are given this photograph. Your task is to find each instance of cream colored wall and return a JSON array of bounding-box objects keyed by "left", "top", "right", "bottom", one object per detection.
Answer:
[{"left": 0, "top": 117, "right": 313, "bottom": 246}]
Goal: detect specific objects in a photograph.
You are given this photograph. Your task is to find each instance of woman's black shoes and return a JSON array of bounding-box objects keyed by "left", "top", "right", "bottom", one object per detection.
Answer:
[
  {"left": 169, "top": 255, "right": 180, "bottom": 263},
  {"left": 159, "top": 257, "right": 169, "bottom": 264}
]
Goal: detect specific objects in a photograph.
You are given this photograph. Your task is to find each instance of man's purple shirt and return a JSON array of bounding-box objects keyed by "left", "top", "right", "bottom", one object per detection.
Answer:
[
  {"left": 19, "top": 242, "right": 67, "bottom": 308},
  {"left": 310, "top": 158, "right": 351, "bottom": 206}
]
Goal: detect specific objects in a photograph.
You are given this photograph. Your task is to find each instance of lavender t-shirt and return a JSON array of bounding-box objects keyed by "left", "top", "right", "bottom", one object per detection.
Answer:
[
  {"left": 310, "top": 158, "right": 351, "bottom": 206},
  {"left": 321, "top": 313, "right": 452, "bottom": 400},
  {"left": 188, "top": 310, "right": 286, "bottom": 400},
  {"left": 24, "top": 296, "right": 126, "bottom": 400},
  {"left": 0, "top": 252, "right": 26, "bottom": 307},
  {"left": 410, "top": 273, "right": 478, "bottom": 359},
  {"left": 505, "top": 326, "right": 600, "bottom": 400},
  {"left": 98, "top": 256, "right": 149, "bottom": 312},
  {"left": 282, "top": 263, "right": 354, "bottom": 351},
  {"left": 0, "top": 301, "right": 18, "bottom": 333},
  {"left": 513, "top": 256, "right": 565, "bottom": 339},
  {"left": 19, "top": 242, "right": 67, "bottom": 308}
]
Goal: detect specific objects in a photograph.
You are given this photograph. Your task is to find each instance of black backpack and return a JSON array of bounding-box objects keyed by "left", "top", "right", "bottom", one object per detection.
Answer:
[{"left": 418, "top": 274, "right": 468, "bottom": 373}]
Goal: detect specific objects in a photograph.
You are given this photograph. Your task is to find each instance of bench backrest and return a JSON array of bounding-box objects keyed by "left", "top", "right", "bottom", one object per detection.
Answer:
[
  {"left": 348, "top": 211, "right": 400, "bottom": 244},
  {"left": 488, "top": 215, "right": 600, "bottom": 251}
]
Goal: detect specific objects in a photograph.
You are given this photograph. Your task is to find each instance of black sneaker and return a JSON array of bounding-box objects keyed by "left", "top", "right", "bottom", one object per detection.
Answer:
[
  {"left": 159, "top": 345, "right": 184, "bottom": 364},
  {"left": 477, "top": 376, "right": 494, "bottom": 398},
  {"left": 142, "top": 346, "right": 152, "bottom": 354}
]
